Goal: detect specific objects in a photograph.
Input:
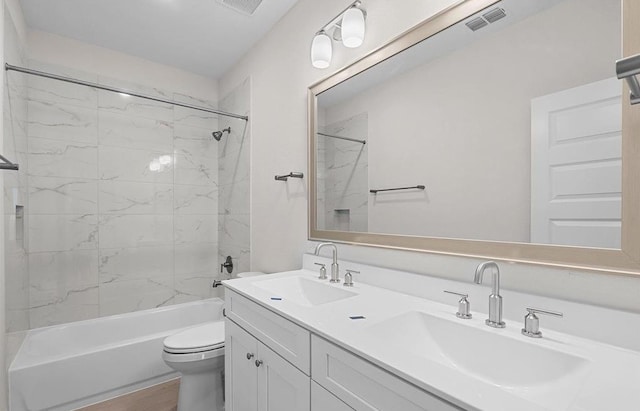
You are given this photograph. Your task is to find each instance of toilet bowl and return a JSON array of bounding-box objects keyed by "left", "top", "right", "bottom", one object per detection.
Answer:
[{"left": 162, "top": 321, "right": 225, "bottom": 411}]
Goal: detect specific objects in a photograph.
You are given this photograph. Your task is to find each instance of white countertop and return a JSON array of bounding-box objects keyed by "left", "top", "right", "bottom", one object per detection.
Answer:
[{"left": 224, "top": 265, "right": 640, "bottom": 411}]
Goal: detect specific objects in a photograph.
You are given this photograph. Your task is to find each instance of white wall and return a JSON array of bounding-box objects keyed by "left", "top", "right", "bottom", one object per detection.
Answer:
[
  {"left": 321, "top": 0, "right": 619, "bottom": 243},
  {"left": 27, "top": 30, "right": 218, "bottom": 102},
  {"left": 220, "top": 0, "right": 640, "bottom": 313}
]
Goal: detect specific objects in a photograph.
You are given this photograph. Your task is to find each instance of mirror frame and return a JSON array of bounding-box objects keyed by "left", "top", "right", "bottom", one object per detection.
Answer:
[{"left": 308, "top": 0, "right": 640, "bottom": 276}]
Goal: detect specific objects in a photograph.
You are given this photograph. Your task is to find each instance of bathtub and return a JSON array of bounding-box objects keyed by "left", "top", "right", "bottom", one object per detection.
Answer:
[{"left": 9, "top": 298, "right": 224, "bottom": 411}]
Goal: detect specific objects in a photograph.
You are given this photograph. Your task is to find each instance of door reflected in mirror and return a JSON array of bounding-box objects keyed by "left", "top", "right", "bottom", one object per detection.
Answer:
[{"left": 315, "top": 0, "right": 622, "bottom": 249}]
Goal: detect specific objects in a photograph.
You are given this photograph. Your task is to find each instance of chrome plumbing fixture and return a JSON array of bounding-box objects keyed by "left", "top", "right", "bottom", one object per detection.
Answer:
[
  {"left": 211, "top": 127, "right": 231, "bottom": 141},
  {"left": 212, "top": 280, "right": 223, "bottom": 288},
  {"left": 314, "top": 242, "right": 340, "bottom": 283},
  {"left": 474, "top": 261, "right": 505, "bottom": 328},
  {"left": 344, "top": 269, "right": 358, "bottom": 287},
  {"left": 314, "top": 262, "right": 328, "bottom": 280},
  {"left": 521, "top": 308, "right": 563, "bottom": 338},
  {"left": 443, "top": 290, "right": 472, "bottom": 319},
  {"left": 275, "top": 172, "right": 304, "bottom": 181}
]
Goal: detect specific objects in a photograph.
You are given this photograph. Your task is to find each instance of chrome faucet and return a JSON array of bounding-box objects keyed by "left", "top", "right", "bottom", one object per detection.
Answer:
[
  {"left": 474, "top": 261, "right": 505, "bottom": 328},
  {"left": 314, "top": 242, "right": 340, "bottom": 283}
]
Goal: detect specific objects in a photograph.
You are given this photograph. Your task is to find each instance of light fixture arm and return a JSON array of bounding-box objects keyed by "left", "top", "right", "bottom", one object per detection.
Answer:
[{"left": 319, "top": 1, "right": 363, "bottom": 33}]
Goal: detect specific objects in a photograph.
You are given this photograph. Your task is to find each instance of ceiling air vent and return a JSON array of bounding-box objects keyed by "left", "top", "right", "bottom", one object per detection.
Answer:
[
  {"left": 483, "top": 8, "right": 507, "bottom": 24},
  {"left": 216, "top": 0, "right": 264, "bottom": 16},
  {"left": 465, "top": 17, "right": 488, "bottom": 32}
]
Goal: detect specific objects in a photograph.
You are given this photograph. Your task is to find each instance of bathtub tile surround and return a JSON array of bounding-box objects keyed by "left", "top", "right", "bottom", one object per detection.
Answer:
[
  {"left": 217, "top": 78, "right": 251, "bottom": 281},
  {"left": 4, "top": 59, "right": 224, "bottom": 332},
  {"left": 317, "top": 112, "right": 368, "bottom": 232}
]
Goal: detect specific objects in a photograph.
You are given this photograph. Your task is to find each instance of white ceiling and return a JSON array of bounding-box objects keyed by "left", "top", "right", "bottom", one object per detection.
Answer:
[{"left": 19, "top": 0, "right": 299, "bottom": 78}]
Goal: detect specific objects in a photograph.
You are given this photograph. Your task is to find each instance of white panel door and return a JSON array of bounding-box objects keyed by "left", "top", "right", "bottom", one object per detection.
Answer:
[
  {"left": 312, "top": 381, "right": 354, "bottom": 411},
  {"left": 226, "top": 319, "right": 259, "bottom": 411},
  {"left": 257, "top": 340, "right": 310, "bottom": 411},
  {"left": 531, "top": 77, "right": 622, "bottom": 248}
]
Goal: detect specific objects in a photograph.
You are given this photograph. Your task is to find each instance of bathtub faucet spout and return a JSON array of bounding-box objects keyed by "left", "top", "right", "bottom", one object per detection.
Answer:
[{"left": 212, "top": 280, "right": 223, "bottom": 288}]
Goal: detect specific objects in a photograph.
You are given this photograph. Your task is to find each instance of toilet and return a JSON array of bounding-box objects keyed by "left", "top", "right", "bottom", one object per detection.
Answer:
[{"left": 162, "top": 321, "right": 225, "bottom": 411}]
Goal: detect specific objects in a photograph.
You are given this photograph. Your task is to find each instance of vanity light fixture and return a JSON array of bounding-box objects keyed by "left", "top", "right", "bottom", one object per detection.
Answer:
[{"left": 310, "top": 1, "right": 366, "bottom": 69}]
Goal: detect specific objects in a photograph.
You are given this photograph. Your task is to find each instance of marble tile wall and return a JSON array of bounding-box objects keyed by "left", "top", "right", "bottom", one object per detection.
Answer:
[
  {"left": 318, "top": 113, "right": 368, "bottom": 232},
  {"left": 4, "top": 7, "right": 30, "bottom": 334},
  {"left": 217, "top": 78, "right": 251, "bottom": 286},
  {"left": 6, "top": 60, "right": 222, "bottom": 330}
]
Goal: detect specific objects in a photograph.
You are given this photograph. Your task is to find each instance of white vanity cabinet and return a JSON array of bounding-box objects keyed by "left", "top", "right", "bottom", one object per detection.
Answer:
[
  {"left": 225, "top": 290, "right": 311, "bottom": 411},
  {"left": 225, "top": 287, "right": 460, "bottom": 411},
  {"left": 225, "top": 319, "right": 310, "bottom": 411},
  {"left": 311, "top": 336, "right": 463, "bottom": 411}
]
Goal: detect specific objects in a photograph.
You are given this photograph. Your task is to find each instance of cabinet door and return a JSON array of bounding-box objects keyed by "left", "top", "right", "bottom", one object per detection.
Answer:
[
  {"left": 226, "top": 319, "right": 259, "bottom": 411},
  {"left": 312, "top": 381, "right": 354, "bottom": 411},
  {"left": 257, "top": 341, "right": 311, "bottom": 411}
]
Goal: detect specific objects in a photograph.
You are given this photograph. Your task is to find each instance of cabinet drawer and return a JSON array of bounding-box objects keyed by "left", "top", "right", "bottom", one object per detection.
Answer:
[
  {"left": 312, "top": 381, "right": 354, "bottom": 411},
  {"left": 226, "top": 290, "right": 310, "bottom": 374},
  {"left": 311, "top": 336, "right": 462, "bottom": 411}
]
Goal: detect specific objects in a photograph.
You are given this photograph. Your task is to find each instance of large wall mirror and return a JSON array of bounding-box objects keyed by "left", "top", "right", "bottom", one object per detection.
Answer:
[{"left": 309, "top": 0, "right": 640, "bottom": 275}]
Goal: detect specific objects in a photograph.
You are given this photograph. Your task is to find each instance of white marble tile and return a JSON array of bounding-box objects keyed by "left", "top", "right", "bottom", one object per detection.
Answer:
[
  {"left": 28, "top": 137, "right": 98, "bottom": 179},
  {"left": 7, "top": 331, "right": 28, "bottom": 366},
  {"left": 28, "top": 176, "right": 98, "bottom": 215},
  {"left": 219, "top": 213, "right": 250, "bottom": 248},
  {"left": 99, "top": 181, "right": 173, "bottom": 214},
  {"left": 99, "top": 277, "right": 175, "bottom": 317},
  {"left": 173, "top": 93, "right": 218, "bottom": 129},
  {"left": 218, "top": 144, "right": 249, "bottom": 187},
  {"left": 29, "top": 250, "right": 99, "bottom": 292},
  {"left": 27, "top": 75, "right": 98, "bottom": 108},
  {"left": 7, "top": 310, "right": 30, "bottom": 333},
  {"left": 98, "top": 145, "right": 173, "bottom": 184},
  {"left": 174, "top": 124, "right": 218, "bottom": 159},
  {"left": 174, "top": 153, "right": 217, "bottom": 186},
  {"left": 98, "top": 214, "right": 173, "bottom": 249},
  {"left": 219, "top": 180, "right": 250, "bottom": 215},
  {"left": 27, "top": 100, "right": 98, "bottom": 143},
  {"left": 5, "top": 249, "right": 28, "bottom": 310},
  {"left": 174, "top": 273, "right": 216, "bottom": 300},
  {"left": 174, "top": 243, "right": 218, "bottom": 276},
  {"left": 174, "top": 185, "right": 218, "bottom": 214},
  {"left": 98, "top": 111, "right": 173, "bottom": 151},
  {"left": 99, "top": 245, "right": 174, "bottom": 284},
  {"left": 29, "top": 286, "right": 99, "bottom": 328},
  {"left": 98, "top": 90, "right": 173, "bottom": 122},
  {"left": 175, "top": 215, "right": 218, "bottom": 244},
  {"left": 29, "top": 214, "right": 98, "bottom": 252}
]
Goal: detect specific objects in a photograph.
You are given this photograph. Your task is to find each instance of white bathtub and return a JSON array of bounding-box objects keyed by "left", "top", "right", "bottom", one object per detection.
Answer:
[{"left": 9, "top": 298, "right": 224, "bottom": 411}]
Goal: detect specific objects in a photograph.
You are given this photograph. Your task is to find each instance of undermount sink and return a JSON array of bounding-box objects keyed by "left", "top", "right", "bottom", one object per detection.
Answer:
[
  {"left": 365, "top": 311, "right": 590, "bottom": 395},
  {"left": 253, "top": 276, "right": 357, "bottom": 307}
]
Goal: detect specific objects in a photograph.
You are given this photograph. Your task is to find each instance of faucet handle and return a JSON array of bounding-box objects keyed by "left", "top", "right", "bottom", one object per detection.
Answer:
[
  {"left": 521, "top": 307, "right": 563, "bottom": 338},
  {"left": 343, "top": 269, "right": 359, "bottom": 287},
  {"left": 444, "top": 290, "right": 472, "bottom": 319},
  {"left": 314, "top": 262, "right": 327, "bottom": 280}
]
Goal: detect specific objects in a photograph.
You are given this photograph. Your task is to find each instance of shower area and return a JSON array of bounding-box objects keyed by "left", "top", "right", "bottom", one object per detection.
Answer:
[{"left": 3, "top": 7, "right": 251, "bottom": 362}]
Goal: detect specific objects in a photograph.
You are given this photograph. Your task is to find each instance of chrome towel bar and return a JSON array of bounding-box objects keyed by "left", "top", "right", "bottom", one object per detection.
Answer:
[
  {"left": 370, "top": 185, "right": 425, "bottom": 194},
  {"left": 616, "top": 53, "right": 640, "bottom": 105}
]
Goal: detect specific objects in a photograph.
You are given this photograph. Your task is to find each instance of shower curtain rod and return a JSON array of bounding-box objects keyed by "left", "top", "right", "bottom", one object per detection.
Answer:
[
  {"left": 317, "top": 132, "right": 366, "bottom": 145},
  {"left": 5, "top": 63, "right": 249, "bottom": 121}
]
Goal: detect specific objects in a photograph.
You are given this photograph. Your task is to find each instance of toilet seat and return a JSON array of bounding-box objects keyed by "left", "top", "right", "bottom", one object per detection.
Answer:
[{"left": 163, "top": 322, "right": 225, "bottom": 355}]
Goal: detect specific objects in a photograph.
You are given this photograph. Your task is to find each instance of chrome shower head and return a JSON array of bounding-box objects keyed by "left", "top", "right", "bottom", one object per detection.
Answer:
[{"left": 212, "top": 127, "right": 231, "bottom": 141}]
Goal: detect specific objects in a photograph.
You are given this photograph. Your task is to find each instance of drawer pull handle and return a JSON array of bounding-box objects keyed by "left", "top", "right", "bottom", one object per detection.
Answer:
[
  {"left": 246, "top": 353, "right": 254, "bottom": 360},
  {"left": 255, "top": 359, "right": 263, "bottom": 367}
]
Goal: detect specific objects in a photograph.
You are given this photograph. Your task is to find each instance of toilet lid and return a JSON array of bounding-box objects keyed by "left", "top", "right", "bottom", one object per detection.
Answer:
[{"left": 163, "top": 322, "right": 225, "bottom": 354}]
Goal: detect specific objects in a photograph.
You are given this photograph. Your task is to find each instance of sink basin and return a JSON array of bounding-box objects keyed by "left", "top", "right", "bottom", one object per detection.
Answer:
[
  {"left": 253, "top": 276, "right": 357, "bottom": 307},
  {"left": 365, "top": 311, "right": 590, "bottom": 401}
]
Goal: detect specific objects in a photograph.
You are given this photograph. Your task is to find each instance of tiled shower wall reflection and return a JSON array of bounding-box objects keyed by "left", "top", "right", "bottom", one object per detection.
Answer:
[
  {"left": 5, "top": 60, "right": 228, "bottom": 331},
  {"left": 218, "top": 79, "right": 251, "bottom": 277},
  {"left": 318, "top": 112, "right": 368, "bottom": 232}
]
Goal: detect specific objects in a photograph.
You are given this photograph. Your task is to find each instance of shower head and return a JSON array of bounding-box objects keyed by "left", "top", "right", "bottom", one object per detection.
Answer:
[{"left": 212, "top": 127, "right": 231, "bottom": 141}]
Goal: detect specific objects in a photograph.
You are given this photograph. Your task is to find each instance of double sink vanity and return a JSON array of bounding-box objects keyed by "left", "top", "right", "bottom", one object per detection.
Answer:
[{"left": 223, "top": 252, "right": 640, "bottom": 411}]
